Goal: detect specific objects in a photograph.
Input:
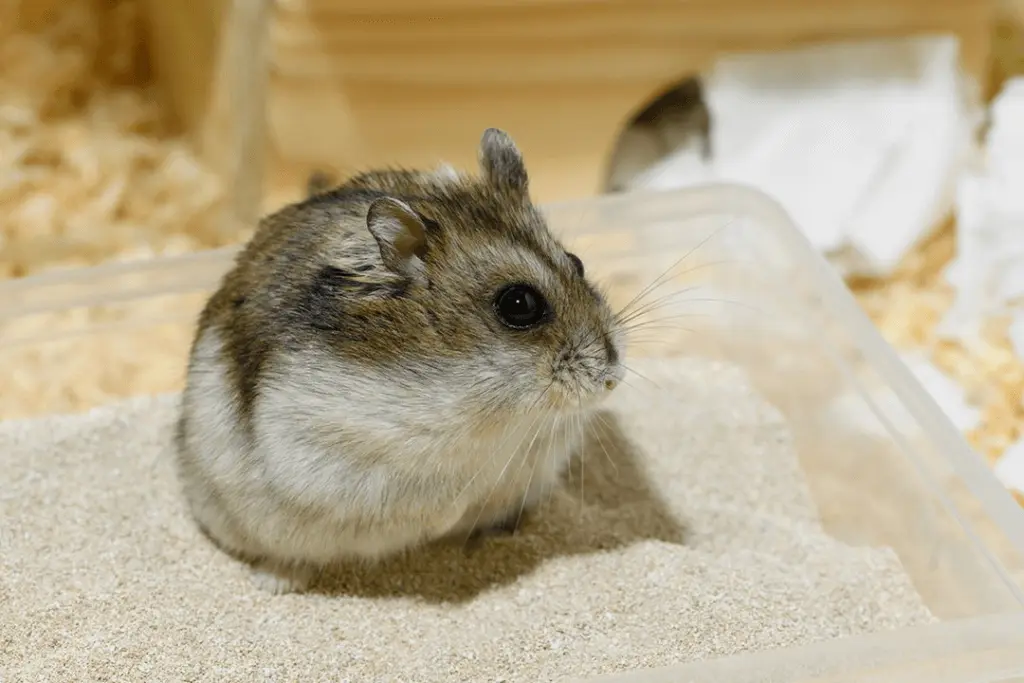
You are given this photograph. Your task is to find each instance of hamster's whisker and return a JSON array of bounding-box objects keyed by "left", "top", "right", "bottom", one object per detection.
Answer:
[
  {"left": 614, "top": 238, "right": 713, "bottom": 319},
  {"left": 591, "top": 412, "right": 620, "bottom": 477},
  {"left": 459, "top": 429, "right": 536, "bottom": 544},
  {"left": 621, "top": 363, "right": 661, "bottom": 389},
  {"left": 459, "top": 403, "right": 552, "bottom": 543},
  {"left": 621, "top": 337, "right": 689, "bottom": 354},
  {"left": 621, "top": 320, "right": 701, "bottom": 336},
  {"left": 617, "top": 283, "right": 746, "bottom": 328},
  {"left": 501, "top": 427, "right": 542, "bottom": 535},
  {"left": 451, "top": 407, "right": 523, "bottom": 502},
  {"left": 569, "top": 329, "right": 593, "bottom": 350},
  {"left": 617, "top": 292, "right": 766, "bottom": 335},
  {"left": 620, "top": 311, "right": 709, "bottom": 327},
  {"left": 614, "top": 257, "right": 738, "bottom": 324},
  {"left": 440, "top": 418, "right": 493, "bottom": 482},
  {"left": 623, "top": 331, "right": 695, "bottom": 348},
  {"left": 615, "top": 285, "right": 703, "bottom": 326},
  {"left": 570, "top": 326, "right": 614, "bottom": 364},
  {"left": 615, "top": 376, "right": 638, "bottom": 392},
  {"left": 451, "top": 393, "right": 542, "bottom": 503},
  {"left": 615, "top": 271, "right": 685, "bottom": 325},
  {"left": 573, "top": 410, "right": 585, "bottom": 515},
  {"left": 613, "top": 260, "right": 689, "bottom": 324},
  {"left": 679, "top": 296, "right": 766, "bottom": 315},
  {"left": 543, "top": 417, "right": 563, "bottom": 512},
  {"left": 488, "top": 405, "right": 554, "bottom": 531},
  {"left": 613, "top": 223, "right": 728, "bottom": 320},
  {"left": 512, "top": 414, "right": 555, "bottom": 532},
  {"left": 622, "top": 326, "right": 699, "bottom": 341}
]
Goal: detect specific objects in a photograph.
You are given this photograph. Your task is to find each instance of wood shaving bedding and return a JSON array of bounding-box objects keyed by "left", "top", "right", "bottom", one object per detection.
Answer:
[
  {"left": 0, "top": 0, "right": 243, "bottom": 417},
  {"left": 0, "top": 0, "right": 240, "bottom": 280}
]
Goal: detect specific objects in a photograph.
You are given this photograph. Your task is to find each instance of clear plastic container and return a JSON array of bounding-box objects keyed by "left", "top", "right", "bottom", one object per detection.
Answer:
[{"left": 3, "top": 184, "right": 1024, "bottom": 681}]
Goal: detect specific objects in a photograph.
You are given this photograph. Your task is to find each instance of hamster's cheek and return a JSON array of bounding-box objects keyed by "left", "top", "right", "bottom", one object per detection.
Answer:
[{"left": 452, "top": 343, "right": 560, "bottom": 414}]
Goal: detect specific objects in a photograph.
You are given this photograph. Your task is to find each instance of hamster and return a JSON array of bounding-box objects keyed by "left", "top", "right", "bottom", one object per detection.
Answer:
[
  {"left": 604, "top": 76, "right": 712, "bottom": 192},
  {"left": 174, "top": 128, "right": 626, "bottom": 594}
]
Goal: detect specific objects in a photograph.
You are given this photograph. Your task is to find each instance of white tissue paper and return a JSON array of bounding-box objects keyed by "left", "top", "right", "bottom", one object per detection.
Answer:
[
  {"left": 624, "top": 35, "right": 978, "bottom": 278},
  {"left": 1009, "top": 315, "right": 1024, "bottom": 362},
  {"left": 939, "top": 78, "right": 1024, "bottom": 343},
  {"left": 994, "top": 439, "right": 1024, "bottom": 498}
]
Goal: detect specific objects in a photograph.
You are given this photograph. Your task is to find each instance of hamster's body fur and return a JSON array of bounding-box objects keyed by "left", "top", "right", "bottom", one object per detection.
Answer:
[{"left": 175, "top": 130, "right": 623, "bottom": 593}]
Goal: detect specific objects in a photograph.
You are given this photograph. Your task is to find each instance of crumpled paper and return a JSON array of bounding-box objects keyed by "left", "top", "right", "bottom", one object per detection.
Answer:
[
  {"left": 939, "top": 77, "right": 1024, "bottom": 343},
  {"left": 994, "top": 439, "right": 1024, "bottom": 498},
  {"left": 622, "top": 35, "right": 979, "bottom": 279}
]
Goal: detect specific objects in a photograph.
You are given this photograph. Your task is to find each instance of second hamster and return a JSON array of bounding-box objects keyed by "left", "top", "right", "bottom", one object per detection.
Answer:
[
  {"left": 605, "top": 76, "right": 712, "bottom": 192},
  {"left": 174, "top": 128, "right": 626, "bottom": 594}
]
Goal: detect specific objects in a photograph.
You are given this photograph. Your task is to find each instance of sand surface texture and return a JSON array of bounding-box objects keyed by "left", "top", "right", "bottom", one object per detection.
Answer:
[{"left": 1, "top": 357, "right": 933, "bottom": 682}]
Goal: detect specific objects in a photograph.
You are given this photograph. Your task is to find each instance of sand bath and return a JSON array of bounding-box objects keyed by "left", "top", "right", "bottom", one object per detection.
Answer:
[{"left": 0, "top": 357, "right": 932, "bottom": 681}]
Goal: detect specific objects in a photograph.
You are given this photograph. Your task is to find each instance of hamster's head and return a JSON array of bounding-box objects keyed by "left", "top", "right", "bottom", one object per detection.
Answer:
[{"left": 347, "top": 129, "right": 625, "bottom": 417}]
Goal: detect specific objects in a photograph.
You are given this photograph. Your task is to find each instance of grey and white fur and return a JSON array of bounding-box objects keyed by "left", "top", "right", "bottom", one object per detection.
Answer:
[
  {"left": 604, "top": 76, "right": 712, "bottom": 193},
  {"left": 174, "top": 128, "right": 625, "bottom": 594}
]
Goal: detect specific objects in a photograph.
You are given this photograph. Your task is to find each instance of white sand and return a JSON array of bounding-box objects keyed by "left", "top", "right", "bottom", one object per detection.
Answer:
[{"left": 0, "top": 357, "right": 933, "bottom": 682}]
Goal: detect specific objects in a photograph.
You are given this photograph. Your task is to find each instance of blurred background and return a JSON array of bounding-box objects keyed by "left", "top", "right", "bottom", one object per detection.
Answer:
[{"left": 1, "top": 0, "right": 1023, "bottom": 507}]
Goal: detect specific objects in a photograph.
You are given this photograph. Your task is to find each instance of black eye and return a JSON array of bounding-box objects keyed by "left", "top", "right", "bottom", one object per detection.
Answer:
[
  {"left": 494, "top": 284, "right": 549, "bottom": 329},
  {"left": 567, "top": 252, "right": 584, "bottom": 277}
]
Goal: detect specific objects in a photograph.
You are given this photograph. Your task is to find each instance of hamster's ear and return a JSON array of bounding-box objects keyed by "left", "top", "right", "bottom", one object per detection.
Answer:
[
  {"left": 366, "top": 197, "right": 428, "bottom": 281},
  {"left": 479, "top": 128, "right": 528, "bottom": 196}
]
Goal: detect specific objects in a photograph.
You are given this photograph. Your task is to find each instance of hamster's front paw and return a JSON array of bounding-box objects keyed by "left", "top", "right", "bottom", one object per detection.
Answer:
[{"left": 249, "top": 564, "right": 314, "bottom": 595}]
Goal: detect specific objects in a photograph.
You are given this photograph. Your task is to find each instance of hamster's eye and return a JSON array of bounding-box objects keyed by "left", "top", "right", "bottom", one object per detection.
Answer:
[
  {"left": 494, "top": 284, "right": 549, "bottom": 329},
  {"left": 567, "top": 252, "right": 585, "bottom": 277}
]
